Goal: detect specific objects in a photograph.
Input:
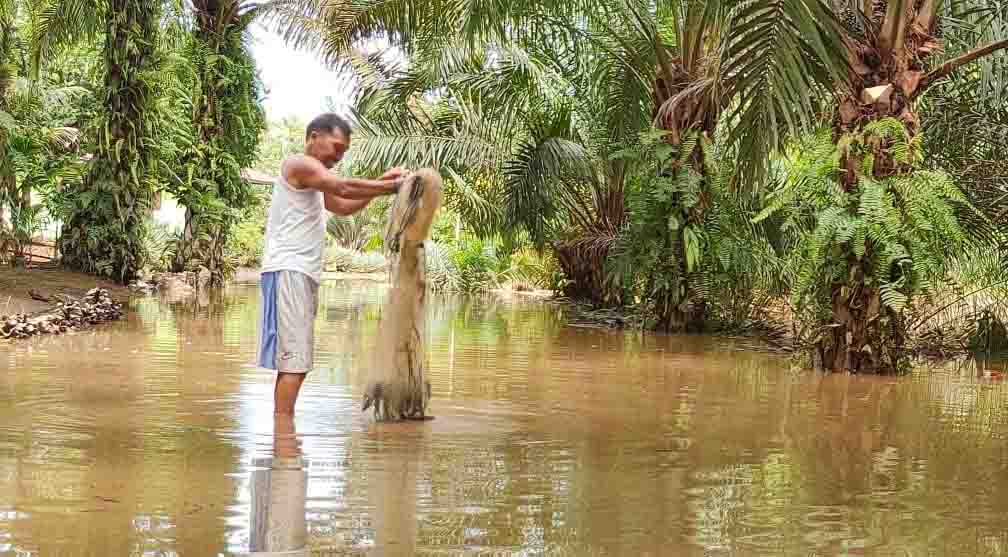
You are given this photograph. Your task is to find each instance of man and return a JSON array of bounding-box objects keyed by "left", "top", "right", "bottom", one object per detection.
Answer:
[{"left": 257, "top": 113, "right": 403, "bottom": 416}]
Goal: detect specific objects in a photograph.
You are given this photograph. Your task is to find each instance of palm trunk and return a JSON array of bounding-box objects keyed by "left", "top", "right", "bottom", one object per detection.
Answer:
[
  {"left": 59, "top": 0, "right": 161, "bottom": 283},
  {"left": 818, "top": 1, "right": 1008, "bottom": 373},
  {"left": 553, "top": 168, "right": 626, "bottom": 305},
  {"left": 1, "top": 19, "right": 14, "bottom": 266},
  {"left": 653, "top": 53, "right": 715, "bottom": 333},
  {"left": 175, "top": 2, "right": 263, "bottom": 285},
  {"left": 553, "top": 235, "right": 621, "bottom": 305}
]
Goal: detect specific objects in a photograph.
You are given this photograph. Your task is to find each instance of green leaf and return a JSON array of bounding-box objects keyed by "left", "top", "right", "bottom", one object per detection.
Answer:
[
  {"left": 0, "top": 109, "right": 16, "bottom": 130},
  {"left": 654, "top": 144, "right": 675, "bottom": 162},
  {"left": 667, "top": 214, "right": 680, "bottom": 231}
]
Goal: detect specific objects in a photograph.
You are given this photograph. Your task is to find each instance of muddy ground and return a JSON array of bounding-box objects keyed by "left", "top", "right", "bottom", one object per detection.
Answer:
[{"left": 0, "top": 264, "right": 131, "bottom": 315}]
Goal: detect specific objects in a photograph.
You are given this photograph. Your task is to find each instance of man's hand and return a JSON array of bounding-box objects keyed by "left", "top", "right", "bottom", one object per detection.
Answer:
[{"left": 380, "top": 167, "right": 408, "bottom": 181}]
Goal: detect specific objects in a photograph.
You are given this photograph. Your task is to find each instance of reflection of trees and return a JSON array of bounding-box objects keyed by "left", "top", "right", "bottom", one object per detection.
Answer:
[
  {"left": 2, "top": 326, "right": 146, "bottom": 552},
  {"left": 682, "top": 363, "right": 1008, "bottom": 556},
  {"left": 5, "top": 282, "right": 1008, "bottom": 555},
  {"left": 146, "top": 290, "right": 249, "bottom": 555},
  {"left": 0, "top": 292, "right": 249, "bottom": 554}
]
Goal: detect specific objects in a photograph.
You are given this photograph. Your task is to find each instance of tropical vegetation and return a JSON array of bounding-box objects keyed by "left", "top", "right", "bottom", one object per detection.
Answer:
[{"left": 1, "top": 0, "right": 1006, "bottom": 373}]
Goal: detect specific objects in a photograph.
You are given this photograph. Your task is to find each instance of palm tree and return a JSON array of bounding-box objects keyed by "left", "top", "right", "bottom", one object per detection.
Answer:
[
  {"left": 0, "top": 0, "right": 21, "bottom": 253},
  {"left": 263, "top": 0, "right": 842, "bottom": 330},
  {"left": 31, "top": 0, "right": 267, "bottom": 284},
  {"left": 33, "top": 0, "right": 164, "bottom": 282},
  {"left": 620, "top": 0, "right": 844, "bottom": 330},
  {"left": 339, "top": 37, "right": 631, "bottom": 303},
  {"left": 169, "top": 0, "right": 266, "bottom": 285},
  {"left": 261, "top": 1, "right": 646, "bottom": 304},
  {"left": 268, "top": 0, "right": 1007, "bottom": 358},
  {"left": 0, "top": 0, "right": 88, "bottom": 265},
  {"left": 803, "top": 0, "right": 1008, "bottom": 372},
  {"left": 611, "top": 0, "right": 1007, "bottom": 354}
]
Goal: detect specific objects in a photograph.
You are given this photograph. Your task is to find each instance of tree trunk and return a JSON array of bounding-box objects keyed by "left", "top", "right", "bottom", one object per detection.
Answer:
[
  {"left": 816, "top": 256, "right": 905, "bottom": 374},
  {"left": 818, "top": 1, "right": 968, "bottom": 373},
  {"left": 174, "top": 3, "right": 264, "bottom": 285},
  {"left": 552, "top": 235, "right": 621, "bottom": 305},
  {"left": 650, "top": 219, "right": 706, "bottom": 334},
  {"left": 653, "top": 60, "right": 714, "bottom": 333},
  {"left": 59, "top": 0, "right": 161, "bottom": 283}
]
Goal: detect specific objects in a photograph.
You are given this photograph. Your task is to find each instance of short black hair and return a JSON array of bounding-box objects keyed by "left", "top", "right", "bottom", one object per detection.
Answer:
[{"left": 305, "top": 112, "right": 352, "bottom": 141}]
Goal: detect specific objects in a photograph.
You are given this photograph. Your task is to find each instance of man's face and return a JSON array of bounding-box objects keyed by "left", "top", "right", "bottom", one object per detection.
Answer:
[{"left": 308, "top": 129, "right": 350, "bottom": 169}]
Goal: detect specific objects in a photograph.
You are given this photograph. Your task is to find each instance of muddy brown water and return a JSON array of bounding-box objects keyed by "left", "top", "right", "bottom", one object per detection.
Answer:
[{"left": 1, "top": 280, "right": 1007, "bottom": 556}]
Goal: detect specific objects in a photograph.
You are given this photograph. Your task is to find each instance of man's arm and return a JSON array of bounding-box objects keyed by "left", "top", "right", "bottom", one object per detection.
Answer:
[
  {"left": 286, "top": 155, "right": 400, "bottom": 200},
  {"left": 324, "top": 194, "right": 372, "bottom": 216}
]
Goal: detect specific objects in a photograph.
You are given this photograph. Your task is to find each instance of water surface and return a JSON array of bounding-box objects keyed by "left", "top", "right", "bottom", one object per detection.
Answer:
[{"left": 1, "top": 280, "right": 1007, "bottom": 556}]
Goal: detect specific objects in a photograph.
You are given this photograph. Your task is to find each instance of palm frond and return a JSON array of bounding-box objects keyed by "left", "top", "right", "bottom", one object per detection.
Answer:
[
  {"left": 29, "top": 0, "right": 105, "bottom": 75},
  {"left": 718, "top": 0, "right": 848, "bottom": 187}
]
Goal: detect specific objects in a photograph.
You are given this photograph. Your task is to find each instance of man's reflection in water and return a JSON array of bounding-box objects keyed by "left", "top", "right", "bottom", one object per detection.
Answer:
[{"left": 248, "top": 415, "right": 308, "bottom": 556}]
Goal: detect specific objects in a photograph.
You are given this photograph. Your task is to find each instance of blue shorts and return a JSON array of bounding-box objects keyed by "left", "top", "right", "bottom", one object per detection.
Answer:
[{"left": 257, "top": 270, "right": 319, "bottom": 373}]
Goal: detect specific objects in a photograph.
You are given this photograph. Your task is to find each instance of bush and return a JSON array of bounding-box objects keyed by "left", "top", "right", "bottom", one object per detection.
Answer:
[
  {"left": 325, "top": 245, "right": 388, "bottom": 273},
  {"left": 226, "top": 214, "right": 265, "bottom": 268},
  {"left": 424, "top": 240, "right": 460, "bottom": 291},
  {"left": 425, "top": 234, "right": 561, "bottom": 293},
  {"left": 507, "top": 246, "right": 562, "bottom": 291},
  {"left": 144, "top": 221, "right": 178, "bottom": 274},
  {"left": 225, "top": 187, "right": 268, "bottom": 268}
]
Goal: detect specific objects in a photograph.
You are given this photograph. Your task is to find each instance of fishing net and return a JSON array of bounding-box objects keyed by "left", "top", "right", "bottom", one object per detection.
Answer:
[{"left": 362, "top": 168, "right": 443, "bottom": 421}]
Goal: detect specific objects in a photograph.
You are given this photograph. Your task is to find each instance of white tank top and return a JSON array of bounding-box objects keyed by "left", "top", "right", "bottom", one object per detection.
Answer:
[{"left": 260, "top": 161, "right": 327, "bottom": 283}]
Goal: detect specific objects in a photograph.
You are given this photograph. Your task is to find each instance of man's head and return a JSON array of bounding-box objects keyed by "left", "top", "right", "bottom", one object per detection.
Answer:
[{"left": 305, "top": 113, "right": 352, "bottom": 169}]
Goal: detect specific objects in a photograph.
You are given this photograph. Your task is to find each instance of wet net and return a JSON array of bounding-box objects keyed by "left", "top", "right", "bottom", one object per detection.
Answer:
[{"left": 362, "top": 168, "right": 443, "bottom": 421}]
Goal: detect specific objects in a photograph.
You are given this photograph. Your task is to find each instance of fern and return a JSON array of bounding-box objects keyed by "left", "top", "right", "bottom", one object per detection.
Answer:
[
  {"left": 764, "top": 121, "right": 996, "bottom": 367},
  {"left": 610, "top": 127, "right": 787, "bottom": 329}
]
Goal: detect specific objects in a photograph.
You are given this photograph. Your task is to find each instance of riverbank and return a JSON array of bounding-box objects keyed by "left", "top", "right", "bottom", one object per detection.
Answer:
[
  {"left": 1, "top": 266, "right": 547, "bottom": 317},
  {"left": 232, "top": 268, "right": 391, "bottom": 284},
  {"left": 0, "top": 264, "right": 131, "bottom": 316}
]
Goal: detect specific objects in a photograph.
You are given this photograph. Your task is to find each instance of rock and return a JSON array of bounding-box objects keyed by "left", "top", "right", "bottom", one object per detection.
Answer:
[
  {"left": 128, "top": 279, "right": 157, "bottom": 293},
  {"left": 28, "top": 289, "right": 50, "bottom": 303}
]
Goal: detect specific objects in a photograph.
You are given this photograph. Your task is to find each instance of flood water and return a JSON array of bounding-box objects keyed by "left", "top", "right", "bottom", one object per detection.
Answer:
[{"left": 2, "top": 280, "right": 1007, "bottom": 556}]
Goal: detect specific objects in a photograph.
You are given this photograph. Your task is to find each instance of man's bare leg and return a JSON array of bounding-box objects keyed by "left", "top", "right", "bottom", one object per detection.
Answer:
[
  {"left": 275, "top": 372, "right": 306, "bottom": 416},
  {"left": 273, "top": 412, "right": 300, "bottom": 457}
]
